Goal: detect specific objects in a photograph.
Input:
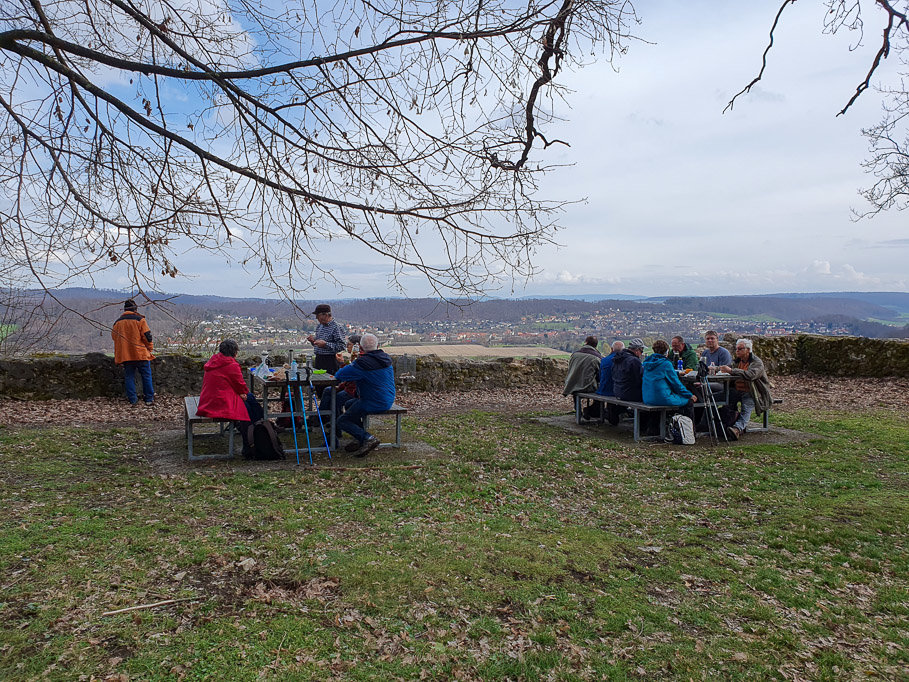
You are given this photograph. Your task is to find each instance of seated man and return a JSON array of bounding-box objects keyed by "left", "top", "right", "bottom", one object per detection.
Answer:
[
  {"left": 642, "top": 339, "right": 697, "bottom": 423},
  {"left": 197, "top": 339, "right": 264, "bottom": 457},
  {"left": 595, "top": 340, "right": 624, "bottom": 422},
  {"left": 668, "top": 335, "right": 699, "bottom": 371},
  {"left": 334, "top": 333, "right": 395, "bottom": 458},
  {"left": 610, "top": 338, "right": 653, "bottom": 429},
  {"left": 719, "top": 338, "right": 773, "bottom": 440},
  {"left": 700, "top": 330, "right": 732, "bottom": 367},
  {"left": 562, "top": 336, "right": 602, "bottom": 420}
]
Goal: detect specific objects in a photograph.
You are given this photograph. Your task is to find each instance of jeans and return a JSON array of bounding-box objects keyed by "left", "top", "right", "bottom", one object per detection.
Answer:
[
  {"left": 336, "top": 398, "right": 371, "bottom": 443},
  {"left": 318, "top": 387, "right": 352, "bottom": 418},
  {"left": 122, "top": 360, "right": 154, "bottom": 403},
  {"left": 728, "top": 389, "right": 755, "bottom": 431}
]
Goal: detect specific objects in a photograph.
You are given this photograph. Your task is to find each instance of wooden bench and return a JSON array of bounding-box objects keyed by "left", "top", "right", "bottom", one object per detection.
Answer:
[
  {"left": 574, "top": 392, "right": 672, "bottom": 441},
  {"left": 362, "top": 402, "right": 408, "bottom": 448},
  {"left": 185, "top": 396, "right": 237, "bottom": 461}
]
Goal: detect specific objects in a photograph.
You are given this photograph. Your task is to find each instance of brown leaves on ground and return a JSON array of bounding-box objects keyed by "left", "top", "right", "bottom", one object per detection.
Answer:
[{"left": 0, "top": 374, "right": 906, "bottom": 427}]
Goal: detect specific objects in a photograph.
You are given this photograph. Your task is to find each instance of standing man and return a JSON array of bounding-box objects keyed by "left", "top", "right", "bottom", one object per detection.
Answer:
[
  {"left": 700, "top": 330, "right": 732, "bottom": 367},
  {"left": 112, "top": 299, "right": 155, "bottom": 405},
  {"left": 669, "top": 335, "right": 699, "bottom": 371},
  {"left": 334, "top": 333, "right": 395, "bottom": 458},
  {"left": 306, "top": 304, "right": 346, "bottom": 374},
  {"left": 719, "top": 338, "right": 774, "bottom": 440}
]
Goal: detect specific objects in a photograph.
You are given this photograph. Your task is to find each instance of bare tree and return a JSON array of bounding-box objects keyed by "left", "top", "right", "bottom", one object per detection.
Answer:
[
  {"left": 0, "top": 261, "right": 62, "bottom": 356},
  {"left": 727, "top": 0, "right": 909, "bottom": 215},
  {"left": 0, "top": 0, "right": 637, "bottom": 301}
]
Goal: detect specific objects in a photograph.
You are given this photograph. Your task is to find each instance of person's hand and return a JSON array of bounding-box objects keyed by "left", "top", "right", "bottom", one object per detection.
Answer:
[
  {"left": 306, "top": 335, "right": 315, "bottom": 344},
  {"left": 719, "top": 365, "right": 731, "bottom": 373},
  {"left": 313, "top": 339, "right": 327, "bottom": 348},
  {"left": 689, "top": 395, "right": 698, "bottom": 403}
]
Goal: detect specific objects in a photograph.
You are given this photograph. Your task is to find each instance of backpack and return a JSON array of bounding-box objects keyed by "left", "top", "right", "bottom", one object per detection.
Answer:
[
  {"left": 245, "top": 420, "right": 285, "bottom": 460},
  {"left": 669, "top": 414, "right": 696, "bottom": 445}
]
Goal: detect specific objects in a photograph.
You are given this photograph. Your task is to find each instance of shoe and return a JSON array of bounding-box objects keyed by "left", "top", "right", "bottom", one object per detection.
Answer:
[
  {"left": 344, "top": 440, "right": 362, "bottom": 453},
  {"left": 726, "top": 426, "right": 741, "bottom": 441},
  {"left": 144, "top": 399, "right": 154, "bottom": 405},
  {"left": 352, "top": 436, "right": 380, "bottom": 458}
]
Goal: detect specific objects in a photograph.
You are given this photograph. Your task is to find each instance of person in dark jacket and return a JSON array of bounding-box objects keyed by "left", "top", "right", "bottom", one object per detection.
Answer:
[
  {"left": 334, "top": 333, "right": 395, "bottom": 458},
  {"left": 111, "top": 299, "right": 155, "bottom": 405},
  {"left": 642, "top": 339, "right": 697, "bottom": 422},
  {"left": 610, "top": 338, "right": 651, "bottom": 429},
  {"left": 197, "top": 339, "right": 264, "bottom": 457}
]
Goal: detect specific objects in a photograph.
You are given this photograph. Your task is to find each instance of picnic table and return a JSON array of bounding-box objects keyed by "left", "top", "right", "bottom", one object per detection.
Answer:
[{"left": 252, "top": 371, "right": 339, "bottom": 455}]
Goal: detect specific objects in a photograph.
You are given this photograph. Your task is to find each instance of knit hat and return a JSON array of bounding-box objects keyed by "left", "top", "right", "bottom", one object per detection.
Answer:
[{"left": 123, "top": 299, "right": 138, "bottom": 311}]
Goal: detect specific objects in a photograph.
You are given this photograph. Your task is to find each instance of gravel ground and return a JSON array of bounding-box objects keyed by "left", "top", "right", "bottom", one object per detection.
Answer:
[{"left": 1, "top": 374, "right": 906, "bottom": 428}]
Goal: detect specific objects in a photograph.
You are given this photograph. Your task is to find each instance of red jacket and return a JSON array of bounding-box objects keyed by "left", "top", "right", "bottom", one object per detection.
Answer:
[
  {"left": 111, "top": 312, "right": 154, "bottom": 363},
  {"left": 197, "top": 353, "right": 251, "bottom": 421}
]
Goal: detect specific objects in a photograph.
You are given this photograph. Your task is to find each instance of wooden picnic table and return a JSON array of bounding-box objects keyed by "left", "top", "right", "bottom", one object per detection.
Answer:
[{"left": 251, "top": 371, "right": 339, "bottom": 455}]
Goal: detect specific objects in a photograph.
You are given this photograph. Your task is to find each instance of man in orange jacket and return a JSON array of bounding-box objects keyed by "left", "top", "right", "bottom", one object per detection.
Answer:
[{"left": 112, "top": 299, "right": 155, "bottom": 405}]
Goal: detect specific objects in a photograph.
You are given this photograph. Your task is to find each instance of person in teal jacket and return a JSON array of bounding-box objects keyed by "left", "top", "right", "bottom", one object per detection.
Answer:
[{"left": 642, "top": 339, "right": 698, "bottom": 420}]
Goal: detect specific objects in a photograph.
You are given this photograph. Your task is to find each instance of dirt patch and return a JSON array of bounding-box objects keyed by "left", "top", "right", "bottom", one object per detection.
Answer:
[{"left": 536, "top": 413, "right": 816, "bottom": 448}]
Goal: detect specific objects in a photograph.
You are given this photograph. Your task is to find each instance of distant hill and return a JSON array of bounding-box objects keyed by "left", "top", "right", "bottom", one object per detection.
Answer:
[{"left": 663, "top": 295, "right": 900, "bottom": 322}]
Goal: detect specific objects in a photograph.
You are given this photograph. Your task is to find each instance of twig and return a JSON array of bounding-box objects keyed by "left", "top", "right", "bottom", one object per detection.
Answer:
[{"left": 101, "top": 597, "right": 199, "bottom": 616}]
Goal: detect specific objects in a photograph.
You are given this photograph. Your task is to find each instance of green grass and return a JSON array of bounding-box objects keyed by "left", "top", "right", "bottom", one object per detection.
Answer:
[{"left": 0, "top": 407, "right": 906, "bottom": 680}]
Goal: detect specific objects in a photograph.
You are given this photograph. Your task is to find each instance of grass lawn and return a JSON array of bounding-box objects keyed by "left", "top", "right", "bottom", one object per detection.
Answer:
[{"left": 1, "top": 407, "right": 906, "bottom": 680}]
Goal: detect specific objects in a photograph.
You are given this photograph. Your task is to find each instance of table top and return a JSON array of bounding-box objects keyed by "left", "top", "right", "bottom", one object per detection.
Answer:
[{"left": 252, "top": 372, "right": 339, "bottom": 388}]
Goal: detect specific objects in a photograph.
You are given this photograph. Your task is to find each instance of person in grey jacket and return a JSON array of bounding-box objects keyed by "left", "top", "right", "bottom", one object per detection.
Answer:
[
  {"left": 562, "top": 336, "right": 602, "bottom": 397},
  {"left": 719, "top": 338, "right": 774, "bottom": 440}
]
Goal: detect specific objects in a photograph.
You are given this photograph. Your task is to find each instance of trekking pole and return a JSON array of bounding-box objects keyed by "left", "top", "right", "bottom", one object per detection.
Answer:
[
  {"left": 706, "top": 375, "right": 727, "bottom": 443},
  {"left": 285, "top": 375, "right": 302, "bottom": 465},
  {"left": 305, "top": 368, "right": 333, "bottom": 460},
  {"left": 295, "top": 370, "right": 314, "bottom": 465},
  {"left": 699, "top": 381, "right": 717, "bottom": 446}
]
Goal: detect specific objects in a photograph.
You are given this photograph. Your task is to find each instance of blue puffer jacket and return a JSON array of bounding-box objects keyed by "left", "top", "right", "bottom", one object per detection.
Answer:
[
  {"left": 642, "top": 353, "right": 693, "bottom": 406},
  {"left": 334, "top": 349, "right": 396, "bottom": 412}
]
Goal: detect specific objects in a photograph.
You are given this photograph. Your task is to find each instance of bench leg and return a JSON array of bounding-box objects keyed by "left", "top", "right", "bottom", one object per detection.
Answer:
[
  {"left": 659, "top": 411, "right": 667, "bottom": 440},
  {"left": 575, "top": 394, "right": 582, "bottom": 424},
  {"left": 395, "top": 413, "right": 402, "bottom": 447},
  {"left": 633, "top": 410, "right": 640, "bottom": 441},
  {"left": 186, "top": 419, "right": 194, "bottom": 459}
]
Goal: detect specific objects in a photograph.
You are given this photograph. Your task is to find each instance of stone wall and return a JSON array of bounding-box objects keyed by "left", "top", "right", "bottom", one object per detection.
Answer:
[{"left": 1, "top": 335, "right": 906, "bottom": 399}]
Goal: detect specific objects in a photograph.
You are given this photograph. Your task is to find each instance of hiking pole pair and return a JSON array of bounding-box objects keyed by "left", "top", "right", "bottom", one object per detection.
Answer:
[
  {"left": 303, "top": 366, "right": 332, "bottom": 460},
  {"left": 699, "top": 363, "right": 727, "bottom": 444},
  {"left": 285, "top": 370, "right": 313, "bottom": 465}
]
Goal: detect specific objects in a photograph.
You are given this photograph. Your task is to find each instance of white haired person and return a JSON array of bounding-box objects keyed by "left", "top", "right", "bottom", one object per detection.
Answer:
[
  {"left": 718, "top": 338, "right": 774, "bottom": 440},
  {"left": 333, "top": 333, "right": 395, "bottom": 458}
]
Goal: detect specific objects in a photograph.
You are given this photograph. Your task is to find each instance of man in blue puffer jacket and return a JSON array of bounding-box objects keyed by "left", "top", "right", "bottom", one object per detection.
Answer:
[
  {"left": 334, "top": 333, "right": 395, "bottom": 458},
  {"left": 642, "top": 339, "right": 698, "bottom": 422}
]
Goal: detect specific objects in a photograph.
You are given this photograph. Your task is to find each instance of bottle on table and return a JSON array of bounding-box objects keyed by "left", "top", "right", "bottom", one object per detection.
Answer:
[
  {"left": 256, "top": 351, "right": 270, "bottom": 378},
  {"left": 289, "top": 349, "right": 297, "bottom": 381},
  {"left": 677, "top": 358, "right": 684, "bottom": 371}
]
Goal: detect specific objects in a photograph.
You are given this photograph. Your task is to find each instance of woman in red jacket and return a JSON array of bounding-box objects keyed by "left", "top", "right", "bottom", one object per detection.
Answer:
[{"left": 197, "top": 340, "right": 262, "bottom": 456}]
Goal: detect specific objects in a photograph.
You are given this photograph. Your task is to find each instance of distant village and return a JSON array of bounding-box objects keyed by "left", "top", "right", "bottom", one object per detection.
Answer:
[{"left": 165, "top": 307, "right": 856, "bottom": 354}]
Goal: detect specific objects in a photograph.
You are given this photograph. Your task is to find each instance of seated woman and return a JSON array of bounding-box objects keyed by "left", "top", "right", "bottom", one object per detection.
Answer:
[
  {"left": 197, "top": 339, "right": 263, "bottom": 457},
  {"left": 642, "top": 339, "right": 698, "bottom": 423}
]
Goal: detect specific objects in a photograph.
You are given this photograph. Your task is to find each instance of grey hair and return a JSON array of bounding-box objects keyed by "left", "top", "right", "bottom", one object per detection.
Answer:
[
  {"left": 360, "top": 333, "right": 379, "bottom": 352},
  {"left": 735, "top": 338, "right": 753, "bottom": 351},
  {"left": 612, "top": 340, "right": 625, "bottom": 352}
]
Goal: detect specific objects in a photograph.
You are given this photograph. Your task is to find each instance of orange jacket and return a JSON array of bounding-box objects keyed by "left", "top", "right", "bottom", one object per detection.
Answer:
[{"left": 111, "top": 312, "right": 155, "bottom": 363}]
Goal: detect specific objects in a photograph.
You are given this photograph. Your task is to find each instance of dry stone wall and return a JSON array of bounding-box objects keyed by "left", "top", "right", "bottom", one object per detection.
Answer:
[{"left": 0, "top": 335, "right": 906, "bottom": 399}]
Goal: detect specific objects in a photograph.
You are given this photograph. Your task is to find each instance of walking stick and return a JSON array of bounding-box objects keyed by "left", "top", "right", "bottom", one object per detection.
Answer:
[
  {"left": 306, "top": 368, "right": 332, "bottom": 459},
  {"left": 285, "top": 375, "right": 302, "bottom": 464},
  {"left": 294, "top": 368, "right": 314, "bottom": 465}
]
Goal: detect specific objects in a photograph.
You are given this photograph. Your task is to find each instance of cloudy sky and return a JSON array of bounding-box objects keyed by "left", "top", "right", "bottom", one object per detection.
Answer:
[{"left": 94, "top": 0, "right": 907, "bottom": 299}]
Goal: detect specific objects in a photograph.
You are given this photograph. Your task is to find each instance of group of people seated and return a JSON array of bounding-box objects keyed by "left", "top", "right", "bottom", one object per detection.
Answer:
[
  {"left": 195, "top": 324, "right": 395, "bottom": 459},
  {"left": 563, "top": 331, "right": 772, "bottom": 440}
]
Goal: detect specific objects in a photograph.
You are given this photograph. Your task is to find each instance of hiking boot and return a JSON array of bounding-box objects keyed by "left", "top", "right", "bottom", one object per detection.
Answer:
[
  {"left": 344, "top": 440, "right": 362, "bottom": 453},
  {"left": 353, "top": 436, "right": 380, "bottom": 458},
  {"left": 726, "top": 426, "right": 742, "bottom": 441}
]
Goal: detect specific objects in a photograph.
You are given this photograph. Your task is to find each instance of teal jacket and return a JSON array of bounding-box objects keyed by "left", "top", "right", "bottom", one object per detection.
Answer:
[{"left": 642, "top": 353, "right": 693, "bottom": 407}]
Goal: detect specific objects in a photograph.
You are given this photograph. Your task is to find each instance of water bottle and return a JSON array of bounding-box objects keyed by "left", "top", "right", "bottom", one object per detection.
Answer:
[
  {"left": 677, "top": 358, "right": 684, "bottom": 371},
  {"left": 709, "top": 361, "right": 716, "bottom": 375},
  {"left": 288, "top": 349, "right": 297, "bottom": 381}
]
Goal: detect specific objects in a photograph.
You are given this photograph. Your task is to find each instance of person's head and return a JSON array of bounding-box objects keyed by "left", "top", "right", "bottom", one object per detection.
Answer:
[
  {"left": 652, "top": 339, "right": 670, "bottom": 356},
  {"left": 312, "top": 303, "right": 332, "bottom": 324},
  {"left": 670, "top": 336, "right": 684, "bottom": 353},
  {"left": 218, "top": 339, "right": 239, "bottom": 357},
  {"left": 628, "top": 338, "right": 645, "bottom": 356},
  {"left": 360, "top": 333, "right": 379, "bottom": 352},
  {"left": 735, "top": 338, "right": 753, "bottom": 358},
  {"left": 704, "top": 331, "right": 720, "bottom": 350},
  {"left": 123, "top": 298, "right": 138, "bottom": 311},
  {"left": 611, "top": 340, "right": 625, "bottom": 354},
  {"left": 348, "top": 334, "right": 361, "bottom": 347},
  {"left": 584, "top": 335, "right": 598, "bottom": 349}
]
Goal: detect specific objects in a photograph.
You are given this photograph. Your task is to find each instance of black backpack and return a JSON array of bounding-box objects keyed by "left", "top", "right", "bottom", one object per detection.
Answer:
[{"left": 246, "top": 420, "right": 285, "bottom": 460}]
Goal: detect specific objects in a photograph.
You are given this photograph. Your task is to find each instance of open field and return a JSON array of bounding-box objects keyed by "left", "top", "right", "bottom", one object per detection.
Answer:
[
  {"left": 383, "top": 344, "right": 567, "bottom": 358},
  {"left": 1, "top": 379, "right": 907, "bottom": 680}
]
